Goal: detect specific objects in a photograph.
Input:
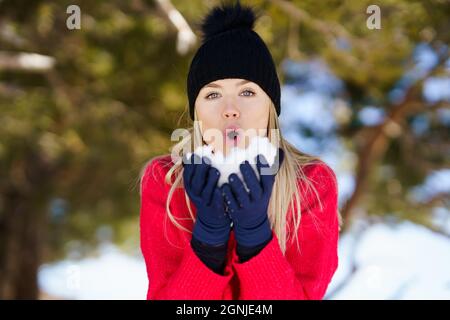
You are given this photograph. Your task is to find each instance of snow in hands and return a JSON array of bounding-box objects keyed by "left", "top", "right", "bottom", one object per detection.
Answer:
[{"left": 186, "top": 135, "right": 278, "bottom": 187}]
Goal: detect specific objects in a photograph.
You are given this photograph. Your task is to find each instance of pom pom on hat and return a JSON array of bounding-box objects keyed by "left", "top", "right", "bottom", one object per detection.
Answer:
[{"left": 200, "top": 2, "right": 257, "bottom": 42}]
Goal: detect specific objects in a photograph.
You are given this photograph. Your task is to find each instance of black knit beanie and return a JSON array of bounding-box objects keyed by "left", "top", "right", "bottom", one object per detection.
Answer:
[{"left": 187, "top": 1, "right": 281, "bottom": 120}]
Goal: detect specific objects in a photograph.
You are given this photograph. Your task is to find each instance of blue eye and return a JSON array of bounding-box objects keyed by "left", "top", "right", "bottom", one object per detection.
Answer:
[
  {"left": 206, "top": 92, "right": 220, "bottom": 99},
  {"left": 241, "top": 90, "right": 255, "bottom": 97}
]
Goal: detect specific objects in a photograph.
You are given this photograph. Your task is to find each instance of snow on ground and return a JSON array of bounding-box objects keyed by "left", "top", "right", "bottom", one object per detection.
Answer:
[
  {"left": 39, "top": 220, "right": 450, "bottom": 300},
  {"left": 39, "top": 244, "right": 148, "bottom": 300},
  {"left": 327, "top": 220, "right": 450, "bottom": 299}
]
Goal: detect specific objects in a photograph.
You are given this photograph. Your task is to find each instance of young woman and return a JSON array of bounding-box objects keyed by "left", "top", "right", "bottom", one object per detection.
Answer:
[{"left": 140, "top": 2, "right": 341, "bottom": 300}]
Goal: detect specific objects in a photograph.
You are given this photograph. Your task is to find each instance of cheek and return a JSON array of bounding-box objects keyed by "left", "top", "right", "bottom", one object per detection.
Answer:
[
  {"left": 242, "top": 99, "right": 269, "bottom": 127},
  {"left": 196, "top": 103, "right": 217, "bottom": 126},
  {"left": 195, "top": 103, "right": 223, "bottom": 140}
]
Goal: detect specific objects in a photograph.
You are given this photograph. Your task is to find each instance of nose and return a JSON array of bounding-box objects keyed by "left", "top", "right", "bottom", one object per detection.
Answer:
[{"left": 222, "top": 102, "right": 240, "bottom": 119}]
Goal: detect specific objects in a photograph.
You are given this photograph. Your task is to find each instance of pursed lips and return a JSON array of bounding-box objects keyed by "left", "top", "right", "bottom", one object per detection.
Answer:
[{"left": 223, "top": 125, "right": 241, "bottom": 138}]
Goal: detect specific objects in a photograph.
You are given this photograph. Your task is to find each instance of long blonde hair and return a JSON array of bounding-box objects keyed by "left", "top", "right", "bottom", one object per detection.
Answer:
[{"left": 142, "top": 102, "right": 341, "bottom": 254}]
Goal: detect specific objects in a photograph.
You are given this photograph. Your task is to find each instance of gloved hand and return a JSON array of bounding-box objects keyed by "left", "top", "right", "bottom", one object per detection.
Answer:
[
  {"left": 221, "top": 148, "right": 285, "bottom": 247},
  {"left": 183, "top": 153, "right": 232, "bottom": 246}
]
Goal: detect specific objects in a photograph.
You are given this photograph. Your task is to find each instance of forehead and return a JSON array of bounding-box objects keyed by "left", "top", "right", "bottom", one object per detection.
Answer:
[{"left": 203, "top": 78, "right": 255, "bottom": 89}]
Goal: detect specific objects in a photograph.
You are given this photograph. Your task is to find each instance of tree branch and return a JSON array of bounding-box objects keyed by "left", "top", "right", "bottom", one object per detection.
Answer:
[
  {"left": 0, "top": 51, "right": 55, "bottom": 71},
  {"left": 155, "top": 0, "right": 197, "bottom": 55},
  {"left": 340, "top": 56, "right": 449, "bottom": 229}
]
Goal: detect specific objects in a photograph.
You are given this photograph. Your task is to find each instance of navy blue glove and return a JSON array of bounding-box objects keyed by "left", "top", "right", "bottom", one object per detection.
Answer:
[
  {"left": 221, "top": 148, "right": 285, "bottom": 247},
  {"left": 183, "top": 153, "right": 232, "bottom": 246}
]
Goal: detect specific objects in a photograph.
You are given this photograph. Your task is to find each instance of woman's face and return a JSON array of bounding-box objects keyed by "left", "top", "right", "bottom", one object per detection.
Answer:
[{"left": 195, "top": 78, "right": 271, "bottom": 156}]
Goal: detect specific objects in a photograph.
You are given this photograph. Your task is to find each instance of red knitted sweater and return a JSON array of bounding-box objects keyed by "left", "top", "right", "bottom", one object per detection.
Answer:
[{"left": 140, "top": 154, "right": 339, "bottom": 300}]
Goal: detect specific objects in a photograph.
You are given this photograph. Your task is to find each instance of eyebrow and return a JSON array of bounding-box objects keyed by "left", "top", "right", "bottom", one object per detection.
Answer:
[{"left": 204, "top": 80, "right": 251, "bottom": 89}]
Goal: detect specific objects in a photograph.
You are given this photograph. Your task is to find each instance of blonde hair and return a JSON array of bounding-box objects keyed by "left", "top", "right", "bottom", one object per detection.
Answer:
[{"left": 141, "top": 102, "right": 342, "bottom": 254}]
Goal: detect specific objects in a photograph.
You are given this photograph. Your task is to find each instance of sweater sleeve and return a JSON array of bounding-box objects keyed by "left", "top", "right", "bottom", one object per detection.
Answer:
[
  {"left": 231, "top": 163, "right": 339, "bottom": 300},
  {"left": 140, "top": 159, "right": 234, "bottom": 300}
]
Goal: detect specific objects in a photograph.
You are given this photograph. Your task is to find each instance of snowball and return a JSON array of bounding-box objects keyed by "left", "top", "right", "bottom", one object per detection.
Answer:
[{"left": 186, "top": 135, "right": 278, "bottom": 189}]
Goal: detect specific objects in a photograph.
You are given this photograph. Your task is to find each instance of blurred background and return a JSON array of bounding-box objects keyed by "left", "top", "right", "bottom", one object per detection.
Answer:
[{"left": 0, "top": 0, "right": 449, "bottom": 300}]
